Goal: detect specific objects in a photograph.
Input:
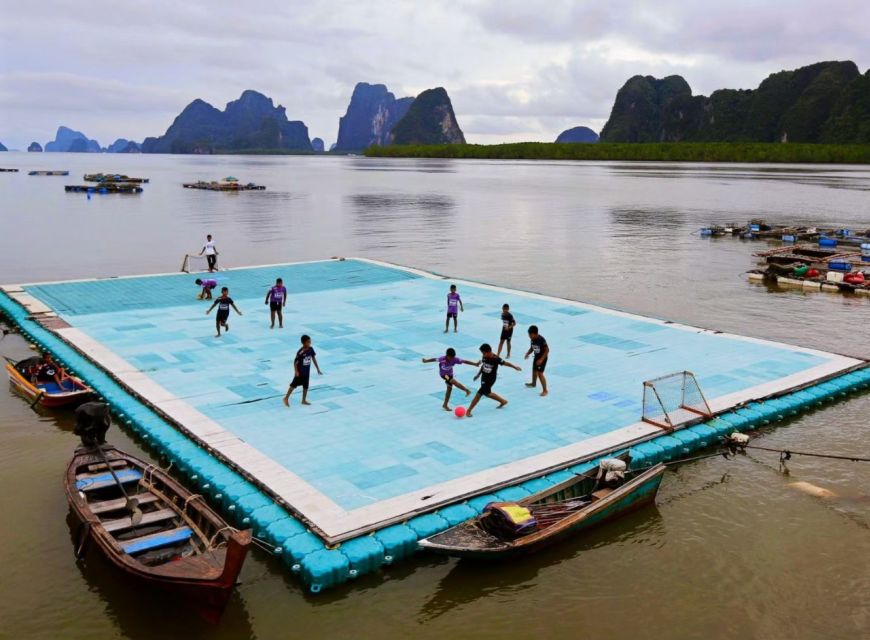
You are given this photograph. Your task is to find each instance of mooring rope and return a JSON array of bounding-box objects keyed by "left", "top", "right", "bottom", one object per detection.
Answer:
[{"left": 734, "top": 443, "right": 870, "bottom": 463}]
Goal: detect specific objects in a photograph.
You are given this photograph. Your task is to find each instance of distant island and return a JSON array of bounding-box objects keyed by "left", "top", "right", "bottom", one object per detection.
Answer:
[
  {"left": 0, "top": 141, "right": 7, "bottom": 152},
  {"left": 141, "top": 90, "right": 312, "bottom": 154},
  {"left": 555, "top": 126, "right": 599, "bottom": 143},
  {"left": 601, "top": 61, "right": 869, "bottom": 143},
  {"left": 367, "top": 60, "right": 870, "bottom": 163},
  {"left": 7, "top": 60, "right": 867, "bottom": 158},
  {"left": 45, "top": 126, "right": 101, "bottom": 152},
  {"left": 334, "top": 83, "right": 414, "bottom": 152}
]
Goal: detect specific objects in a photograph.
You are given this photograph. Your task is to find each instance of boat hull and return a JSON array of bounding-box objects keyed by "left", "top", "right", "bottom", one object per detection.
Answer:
[
  {"left": 65, "top": 446, "right": 251, "bottom": 612},
  {"left": 419, "top": 464, "right": 666, "bottom": 559},
  {"left": 6, "top": 362, "right": 92, "bottom": 408}
]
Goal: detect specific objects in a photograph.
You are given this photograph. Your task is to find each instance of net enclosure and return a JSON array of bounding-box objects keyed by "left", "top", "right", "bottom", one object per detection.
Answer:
[{"left": 642, "top": 370, "right": 712, "bottom": 430}]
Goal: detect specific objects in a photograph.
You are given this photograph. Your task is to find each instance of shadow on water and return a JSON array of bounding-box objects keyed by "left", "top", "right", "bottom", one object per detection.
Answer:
[
  {"left": 416, "top": 505, "right": 665, "bottom": 623},
  {"left": 67, "top": 513, "right": 255, "bottom": 639}
]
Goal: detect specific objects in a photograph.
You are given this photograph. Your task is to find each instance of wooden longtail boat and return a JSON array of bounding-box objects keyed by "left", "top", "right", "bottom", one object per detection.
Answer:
[
  {"left": 83, "top": 173, "right": 150, "bottom": 183},
  {"left": 418, "top": 456, "right": 666, "bottom": 559},
  {"left": 66, "top": 444, "right": 251, "bottom": 611},
  {"left": 28, "top": 170, "right": 69, "bottom": 176},
  {"left": 5, "top": 359, "right": 92, "bottom": 408}
]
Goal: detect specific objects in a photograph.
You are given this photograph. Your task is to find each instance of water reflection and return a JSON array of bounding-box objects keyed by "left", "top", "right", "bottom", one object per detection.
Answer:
[
  {"left": 608, "top": 207, "right": 689, "bottom": 232},
  {"left": 68, "top": 510, "right": 255, "bottom": 638},
  {"left": 607, "top": 164, "right": 870, "bottom": 191},
  {"left": 417, "top": 506, "right": 664, "bottom": 623},
  {"left": 347, "top": 192, "right": 456, "bottom": 251},
  {"left": 349, "top": 158, "right": 457, "bottom": 173}
]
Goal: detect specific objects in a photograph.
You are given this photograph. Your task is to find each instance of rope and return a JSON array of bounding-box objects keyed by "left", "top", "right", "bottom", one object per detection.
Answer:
[
  {"left": 183, "top": 494, "right": 203, "bottom": 513},
  {"left": 250, "top": 536, "right": 280, "bottom": 555},
  {"left": 737, "top": 443, "right": 870, "bottom": 463},
  {"left": 208, "top": 525, "right": 235, "bottom": 548}
]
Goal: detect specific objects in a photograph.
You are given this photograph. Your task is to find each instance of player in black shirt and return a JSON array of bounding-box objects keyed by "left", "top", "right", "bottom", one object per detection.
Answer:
[
  {"left": 497, "top": 303, "right": 516, "bottom": 358},
  {"left": 284, "top": 334, "right": 323, "bottom": 407},
  {"left": 466, "top": 343, "right": 521, "bottom": 417},
  {"left": 524, "top": 325, "right": 549, "bottom": 396},
  {"left": 206, "top": 287, "right": 242, "bottom": 337}
]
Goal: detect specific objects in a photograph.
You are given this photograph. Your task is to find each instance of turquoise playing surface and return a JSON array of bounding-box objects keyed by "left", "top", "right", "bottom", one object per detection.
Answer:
[{"left": 25, "top": 260, "right": 828, "bottom": 510}]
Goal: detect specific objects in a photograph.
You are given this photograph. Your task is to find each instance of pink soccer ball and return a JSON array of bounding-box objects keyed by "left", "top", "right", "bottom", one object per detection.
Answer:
[{"left": 454, "top": 406, "right": 466, "bottom": 418}]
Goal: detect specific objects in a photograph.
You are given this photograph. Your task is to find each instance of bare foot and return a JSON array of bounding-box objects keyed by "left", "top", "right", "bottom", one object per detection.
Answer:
[
  {"left": 225, "top": 323, "right": 229, "bottom": 332},
  {"left": 465, "top": 389, "right": 471, "bottom": 397},
  {"left": 442, "top": 405, "right": 451, "bottom": 412},
  {"left": 465, "top": 412, "right": 473, "bottom": 418},
  {"left": 215, "top": 333, "right": 221, "bottom": 338},
  {"left": 540, "top": 391, "right": 548, "bottom": 397},
  {"left": 301, "top": 400, "right": 312, "bottom": 405},
  {"left": 497, "top": 401, "right": 508, "bottom": 409},
  {"left": 283, "top": 396, "right": 290, "bottom": 407},
  {"left": 270, "top": 325, "right": 275, "bottom": 329},
  {"left": 525, "top": 383, "right": 536, "bottom": 388},
  {"left": 443, "top": 329, "right": 448, "bottom": 334},
  {"left": 453, "top": 329, "right": 457, "bottom": 333}
]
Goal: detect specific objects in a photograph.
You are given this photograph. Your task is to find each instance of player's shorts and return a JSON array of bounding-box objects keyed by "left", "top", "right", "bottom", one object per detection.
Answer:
[
  {"left": 500, "top": 329, "right": 513, "bottom": 342},
  {"left": 216, "top": 310, "right": 230, "bottom": 323},
  {"left": 290, "top": 374, "right": 310, "bottom": 390},
  {"left": 534, "top": 358, "right": 548, "bottom": 373},
  {"left": 446, "top": 311, "right": 458, "bottom": 319},
  {"left": 442, "top": 375, "right": 454, "bottom": 386},
  {"left": 478, "top": 382, "right": 494, "bottom": 397},
  {"left": 270, "top": 301, "right": 282, "bottom": 312}
]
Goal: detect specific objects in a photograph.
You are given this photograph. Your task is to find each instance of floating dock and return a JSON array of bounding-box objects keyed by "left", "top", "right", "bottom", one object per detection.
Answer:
[
  {"left": 65, "top": 184, "right": 143, "bottom": 194},
  {"left": 2, "top": 258, "right": 868, "bottom": 592},
  {"left": 84, "top": 173, "right": 150, "bottom": 183},
  {"left": 182, "top": 181, "right": 266, "bottom": 191}
]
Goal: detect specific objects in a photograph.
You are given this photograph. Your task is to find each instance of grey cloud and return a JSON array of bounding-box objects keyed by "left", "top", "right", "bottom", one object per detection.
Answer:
[{"left": 0, "top": 0, "right": 866, "bottom": 148}]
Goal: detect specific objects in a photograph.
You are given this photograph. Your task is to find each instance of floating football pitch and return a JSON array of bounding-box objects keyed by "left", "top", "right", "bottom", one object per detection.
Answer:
[{"left": 10, "top": 259, "right": 860, "bottom": 541}]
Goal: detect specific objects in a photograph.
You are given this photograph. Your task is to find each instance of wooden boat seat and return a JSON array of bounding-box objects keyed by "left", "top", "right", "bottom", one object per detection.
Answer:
[
  {"left": 103, "top": 508, "right": 178, "bottom": 533},
  {"left": 87, "top": 460, "right": 127, "bottom": 473},
  {"left": 76, "top": 469, "right": 142, "bottom": 491},
  {"left": 121, "top": 527, "right": 193, "bottom": 555},
  {"left": 591, "top": 488, "right": 615, "bottom": 501},
  {"left": 90, "top": 492, "right": 159, "bottom": 515}
]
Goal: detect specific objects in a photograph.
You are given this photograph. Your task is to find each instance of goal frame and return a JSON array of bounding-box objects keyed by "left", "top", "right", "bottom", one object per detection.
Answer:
[
  {"left": 642, "top": 370, "right": 713, "bottom": 431},
  {"left": 181, "top": 253, "right": 210, "bottom": 273}
]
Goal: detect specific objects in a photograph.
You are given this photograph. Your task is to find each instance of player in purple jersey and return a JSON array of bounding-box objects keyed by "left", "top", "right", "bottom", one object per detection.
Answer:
[
  {"left": 422, "top": 348, "right": 480, "bottom": 411},
  {"left": 195, "top": 277, "right": 218, "bottom": 300},
  {"left": 284, "top": 334, "right": 323, "bottom": 407},
  {"left": 264, "top": 277, "right": 288, "bottom": 329},
  {"left": 444, "top": 284, "right": 464, "bottom": 333}
]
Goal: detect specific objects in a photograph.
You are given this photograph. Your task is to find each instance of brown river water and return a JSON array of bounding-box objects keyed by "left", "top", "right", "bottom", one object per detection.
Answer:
[{"left": 0, "top": 154, "right": 868, "bottom": 639}]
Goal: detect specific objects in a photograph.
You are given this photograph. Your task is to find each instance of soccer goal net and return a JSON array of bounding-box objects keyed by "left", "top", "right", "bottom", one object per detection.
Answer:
[
  {"left": 180, "top": 254, "right": 210, "bottom": 273},
  {"left": 642, "top": 370, "right": 712, "bottom": 430}
]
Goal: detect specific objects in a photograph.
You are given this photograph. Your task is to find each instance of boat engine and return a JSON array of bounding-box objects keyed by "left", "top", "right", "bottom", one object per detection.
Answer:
[{"left": 74, "top": 401, "right": 111, "bottom": 446}]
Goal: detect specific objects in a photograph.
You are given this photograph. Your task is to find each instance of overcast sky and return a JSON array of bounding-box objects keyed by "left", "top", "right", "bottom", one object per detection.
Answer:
[{"left": 1, "top": 0, "right": 867, "bottom": 149}]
